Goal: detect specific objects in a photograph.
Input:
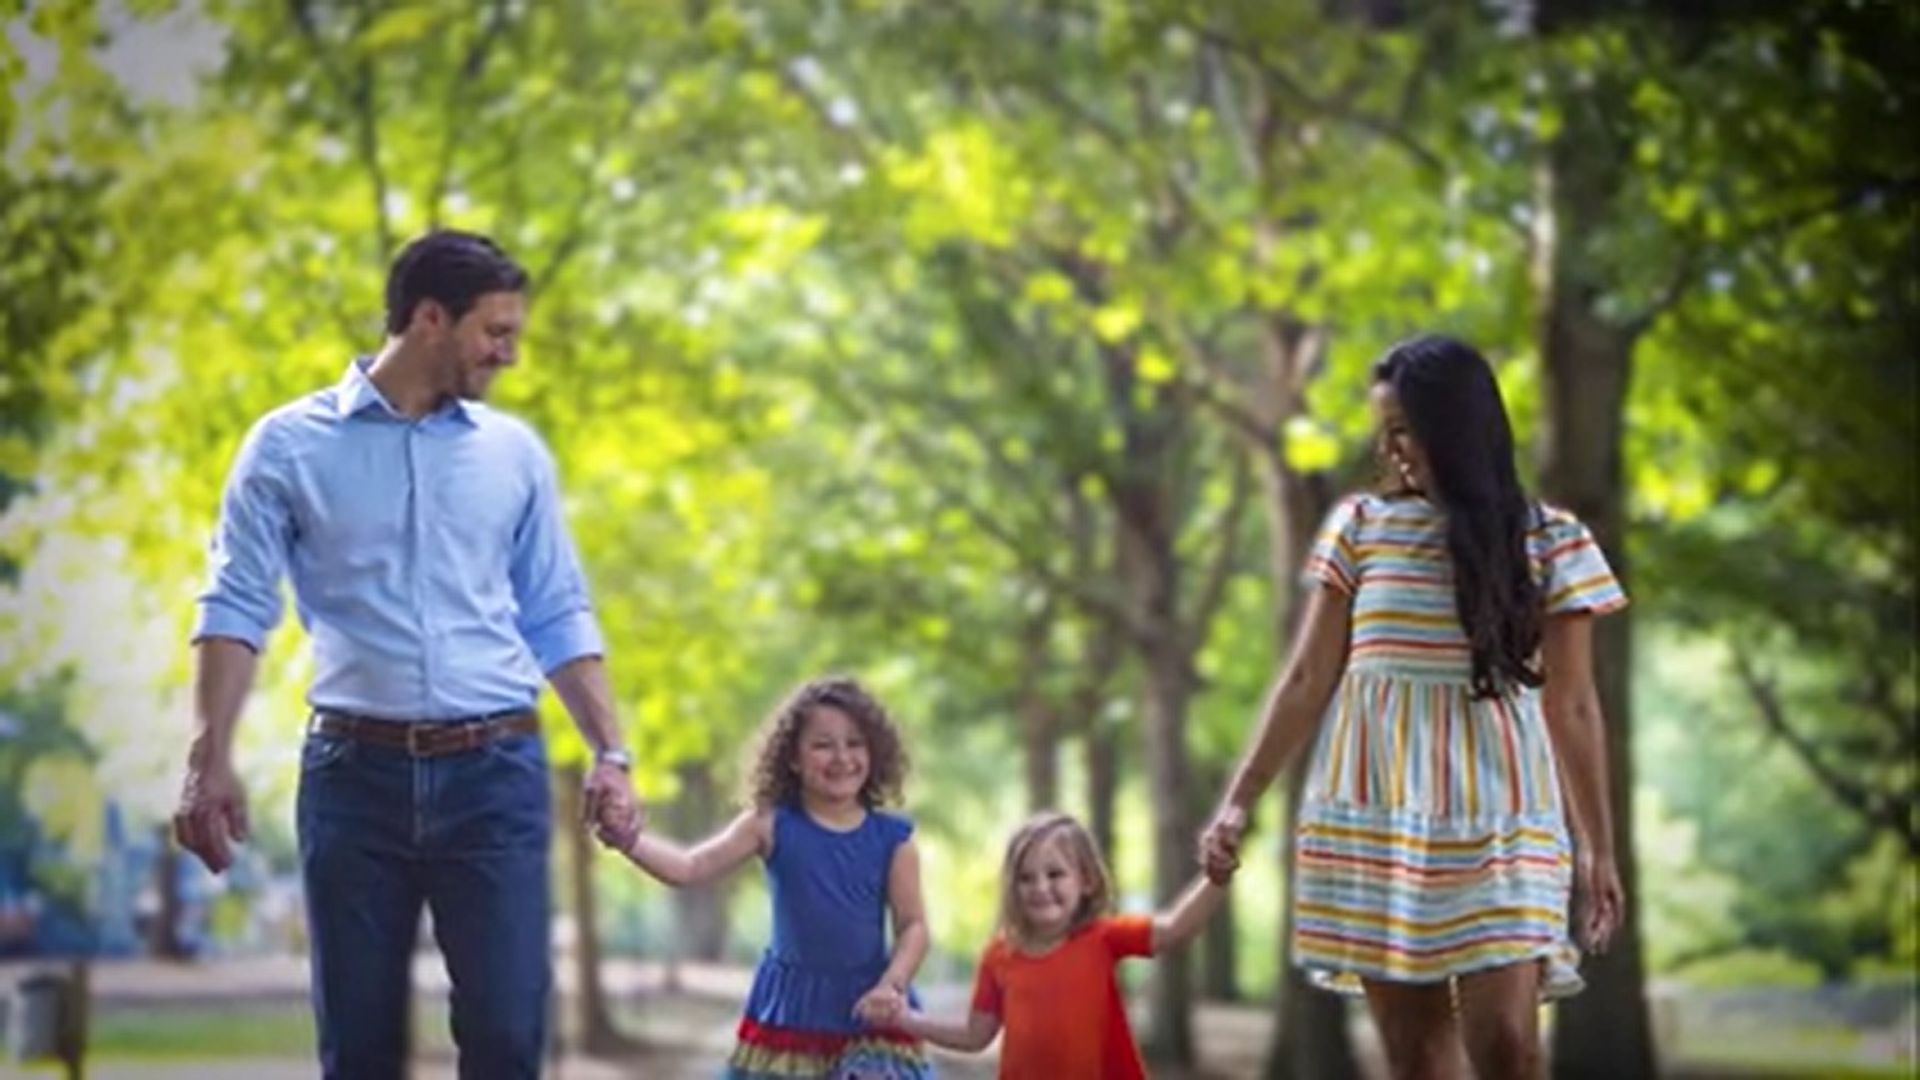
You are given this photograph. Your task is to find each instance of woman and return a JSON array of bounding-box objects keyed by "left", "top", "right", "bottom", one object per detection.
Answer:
[{"left": 1200, "top": 334, "right": 1627, "bottom": 1079}]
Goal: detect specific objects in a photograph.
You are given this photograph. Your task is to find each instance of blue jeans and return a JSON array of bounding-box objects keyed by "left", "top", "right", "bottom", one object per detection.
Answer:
[{"left": 297, "top": 726, "right": 552, "bottom": 1080}]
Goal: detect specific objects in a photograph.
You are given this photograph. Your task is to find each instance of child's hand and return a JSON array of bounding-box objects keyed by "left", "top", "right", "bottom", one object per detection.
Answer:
[
  {"left": 851, "top": 981, "right": 906, "bottom": 1028},
  {"left": 1203, "top": 856, "right": 1239, "bottom": 887},
  {"left": 592, "top": 813, "right": 641, "bottom": 856}
]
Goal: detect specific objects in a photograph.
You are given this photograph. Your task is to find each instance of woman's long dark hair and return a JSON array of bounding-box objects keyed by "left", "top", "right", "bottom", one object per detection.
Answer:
[{"left": 1375, "top": 335, "right": 1543, "bottom": 697}]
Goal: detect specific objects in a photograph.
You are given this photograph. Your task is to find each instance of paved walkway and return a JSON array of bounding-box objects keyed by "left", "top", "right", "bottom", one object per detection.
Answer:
[
  {"left": 0, "top": 955, "right": 1290, "bottom": 1078},
  {"left": 0, "top": 956, "right": 1004, "bottom": 1079},
  {"left": 3, "top": 957, "right": 1897, "bottom": 1079},
  {"left": 6, "top": 953, "right": 761, "bottom": 1005},
  {"left": 67, "top": 1053, "right": 779, "bottom": 1079}
]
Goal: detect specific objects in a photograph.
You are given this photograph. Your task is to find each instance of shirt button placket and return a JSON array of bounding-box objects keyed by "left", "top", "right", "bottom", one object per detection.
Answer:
[
  {"left": 409, "top": 421, "right": 435, "bottom": 712},
  {"left": 408, "top": 421, "right": 432, "bottom": 850}
]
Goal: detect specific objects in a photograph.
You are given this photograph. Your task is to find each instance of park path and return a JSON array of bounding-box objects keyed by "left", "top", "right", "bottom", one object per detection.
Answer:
[
  {"left": 5, "top": 956, "right": 1902, "bottom": 1079},
  {"left": 1, "top": 956, "right": 1011, "bottom": 1079},
  {"left": 2, "top": 954, "right": 1283, "bottom": 1078}
]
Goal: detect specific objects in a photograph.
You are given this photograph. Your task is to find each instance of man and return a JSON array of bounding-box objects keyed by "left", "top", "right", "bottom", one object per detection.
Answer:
[{"left": 173, "top": 230, "right": 640, "bottom": 1080}]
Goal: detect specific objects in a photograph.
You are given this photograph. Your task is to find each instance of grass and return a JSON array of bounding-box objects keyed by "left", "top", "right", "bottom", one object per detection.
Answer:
[
  {"left": 1670, "top": 1027, "right": 1912, "bottom": 1080},
  {"left": 74, "top": 998, "right": 1914, "bottom": 1080},
  {"left": 88, "top": 1003, "right": 314, "bottom": 1058},
  {"left": 87, "top": 1000, "right": 485, "bottom": 1059}
]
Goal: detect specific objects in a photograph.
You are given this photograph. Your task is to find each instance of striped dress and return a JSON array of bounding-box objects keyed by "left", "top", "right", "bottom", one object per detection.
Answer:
[{"left": 1292, "top": 492, "right": 1627, "bottom": 999}]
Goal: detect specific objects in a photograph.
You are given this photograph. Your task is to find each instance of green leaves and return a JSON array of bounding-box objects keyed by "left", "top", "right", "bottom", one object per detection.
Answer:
[
  {"left": 0, "top": 0, "right": 1910, "bottom": 992},
  {"left": 354, "top": 6, "right": 444, "bottom": 54}
]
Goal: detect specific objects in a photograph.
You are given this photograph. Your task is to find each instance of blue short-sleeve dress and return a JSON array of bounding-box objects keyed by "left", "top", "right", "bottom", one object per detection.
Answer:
[{"left": 725, "top": 804, "right": 935, "bottom": 1079}]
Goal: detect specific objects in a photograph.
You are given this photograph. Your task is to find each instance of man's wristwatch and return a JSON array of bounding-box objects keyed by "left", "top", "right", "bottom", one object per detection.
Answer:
[{"left": 595, "top": 747, "right": 633, "bottom": 771}]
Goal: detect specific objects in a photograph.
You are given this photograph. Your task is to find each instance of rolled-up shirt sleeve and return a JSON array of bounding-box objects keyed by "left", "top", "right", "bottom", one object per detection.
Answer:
[
  {"left": 510, "top": 439, "right": 606, "bottom": 673},
  {"left": 193, "top": 418, "right": 294, "bottom": 651}
]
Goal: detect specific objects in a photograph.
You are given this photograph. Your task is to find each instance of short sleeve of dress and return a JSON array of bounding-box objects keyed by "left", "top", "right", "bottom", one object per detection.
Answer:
[
  {"left": 969, "top": 940, "right": 1007, "bottom": 1017},
  {"left": 876, "top": 811, "right": 915, "bottom": 852},
  {"left": 1302, "top": 494, "right": 1368, "bottom": 595},
  {"left": 1531, "top": 508, "right": 1629, "bottom": 615},
  {"left": 1099, "top": 914, "right": 1156, "bottom": 960}
]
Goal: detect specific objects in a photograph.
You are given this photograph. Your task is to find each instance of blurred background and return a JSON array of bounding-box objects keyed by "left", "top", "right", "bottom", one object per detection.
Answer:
[{"left": 0, "top": 1, "right": 1913, "bottom": 1077}]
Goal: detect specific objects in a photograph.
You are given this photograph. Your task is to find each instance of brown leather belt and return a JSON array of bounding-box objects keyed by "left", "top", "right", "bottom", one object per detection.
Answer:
[{"left": 308, "top": 709, "right": 538, "bottom": 757}]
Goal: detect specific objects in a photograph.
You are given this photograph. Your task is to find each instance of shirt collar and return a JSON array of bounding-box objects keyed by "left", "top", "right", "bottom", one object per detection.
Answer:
[{"left": 334, "top": 357, "right": 477, "bottom": 426}]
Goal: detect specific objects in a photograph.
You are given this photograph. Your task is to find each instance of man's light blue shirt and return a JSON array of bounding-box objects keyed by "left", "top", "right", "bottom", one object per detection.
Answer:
[{"left": 193, "top": 360, "right": 605, "bottom": 721}]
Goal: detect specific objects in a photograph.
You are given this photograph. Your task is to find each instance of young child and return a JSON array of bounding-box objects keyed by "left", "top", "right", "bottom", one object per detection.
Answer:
[
  {"left": 881, "top": 810, "right": 1230, "bottom": 1079},
  {"left": 594, "top": 675, "right": 934, "bottom": 1079},
  {"left": 1199, "top": 334, "right": 1628, "bottom": 1080}
]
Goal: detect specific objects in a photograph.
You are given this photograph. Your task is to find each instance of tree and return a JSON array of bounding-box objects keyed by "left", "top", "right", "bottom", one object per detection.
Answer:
[
  {"left": 1508, "top": 0, "right": 1918, "bottom": 1071},
  {"left": 1627, "top": 0, "right": 1918, "bottom": 860}
]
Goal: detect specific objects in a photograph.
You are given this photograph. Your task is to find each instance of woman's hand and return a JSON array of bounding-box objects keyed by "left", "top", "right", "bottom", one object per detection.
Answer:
[
  {"left": 1573, "top": 849, "right": 1623, "bottom": 954},
  {"left": 1198, "top": 803, "right": 1250, "bottom": 885}
]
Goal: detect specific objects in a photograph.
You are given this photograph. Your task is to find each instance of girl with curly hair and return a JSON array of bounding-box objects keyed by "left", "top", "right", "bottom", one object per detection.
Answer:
[{"left": 594, "top": 675, "right": 933, "bottom": 1079}]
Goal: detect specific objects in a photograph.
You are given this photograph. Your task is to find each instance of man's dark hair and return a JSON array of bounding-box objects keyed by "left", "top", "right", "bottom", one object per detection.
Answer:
[{"left": 383, "top": 230, "right": 529, "bottom": 335}]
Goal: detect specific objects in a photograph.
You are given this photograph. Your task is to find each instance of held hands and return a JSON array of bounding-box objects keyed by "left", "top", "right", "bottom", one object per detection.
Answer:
[
  {"left": 583, "top": 757, "right": 644, "bottom": 853},
  {"left": 1197, "top": 803, "right": 1249, "bottom": 886},
  {"left": 590, "top": 812, "right": 641, "bottom": 855},
  {"left": 172, "top": 741, "right": 249, "bottom": 874},
  {"left": 851, "top": 980, "right": 907, "bottom": 1028}
]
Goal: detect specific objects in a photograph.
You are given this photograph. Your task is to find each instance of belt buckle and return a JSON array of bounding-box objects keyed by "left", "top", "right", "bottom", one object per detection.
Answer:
[{"left": 406, "top": 723, "right": 430, "bottom": 757}]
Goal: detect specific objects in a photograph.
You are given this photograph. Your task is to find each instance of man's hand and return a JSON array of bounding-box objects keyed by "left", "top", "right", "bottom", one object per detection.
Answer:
[
  {"left": 582, "top": 760, "right": 642, "bottom": 848},
  {"left": 173, "top": 745, "right": 249, "bottom": 874}
]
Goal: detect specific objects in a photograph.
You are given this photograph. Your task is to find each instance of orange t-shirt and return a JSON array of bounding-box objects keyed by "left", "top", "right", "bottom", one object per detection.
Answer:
[{"left": 969, "top": 914, "right": 1155, "bottom": 1080}]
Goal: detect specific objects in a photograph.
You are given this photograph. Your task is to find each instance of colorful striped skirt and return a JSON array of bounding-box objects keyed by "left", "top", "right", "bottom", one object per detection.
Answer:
[
  {"left": 723, "top": 1018, "right": 935, "bottom": 1080},
  {"left": 1292, "top": 666, "right": 1584, "bottom": 999}
]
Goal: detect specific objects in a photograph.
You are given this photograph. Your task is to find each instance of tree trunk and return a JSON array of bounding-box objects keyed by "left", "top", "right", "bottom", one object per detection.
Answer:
[
  {"left": 668, "top": 762, "right": 733, "bottom": 964},
  {"left": 1534, "top": 114, "right": 1657, "bottom": 1077},
  {"left": 1538, "top": 294, "right": 1655, "bottom": 1080},
  {"left": 1258, "top": 459, "right": 1356, "bottom": 1080},
  {"left": 1014, "top": 598, "right": 1063, "bottom": 814},
  {"left": 1073, "top": 325, "right": 1201, "bottom": 1065},
  {"left": 1106, "top": 392, "right": 1200, "bottom": 1063},
  {"left": 148, "top": 825, "right": 187, "bottom": 961},
  {"left": 1086, "top": 717, "right": 1119, "bottom": 862},
  {"left": 57, "top": 958, "right": 90, "bottom": 1080},
  {"left": 1019, "top": 697, "right": 1060, "bottom": 814},
  {"left": 557, "top": 763, "right": 635, "bottom": 1057},
  {"left": 1196, "top": 763, "right": 1239, "bottom": 1001},
  {"left": 1074, "top": 580, "right": 1128, "bottom": 849},
  {"left": 1138, "top": 650, "right": 1198, "bottom": 1064}
]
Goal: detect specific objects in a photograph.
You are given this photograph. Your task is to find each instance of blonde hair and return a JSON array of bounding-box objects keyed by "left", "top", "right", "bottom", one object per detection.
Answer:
[{"left": 996, "top": 811, "right": 1114, "bottom": 951}]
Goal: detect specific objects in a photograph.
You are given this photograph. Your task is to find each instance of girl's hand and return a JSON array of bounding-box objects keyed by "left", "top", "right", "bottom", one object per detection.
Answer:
[
  {"left": 1574, "top": 850, "right": 1623, "bottom": 954},
  {"left": 851, "top": 981, "right": 906, "bottom": 1027},
  {"left": 592, "top": 814, "right": 640, "bottom": 855},
  {"left": 1197, "top": 804, "right": 1248, "bottom": 885}
]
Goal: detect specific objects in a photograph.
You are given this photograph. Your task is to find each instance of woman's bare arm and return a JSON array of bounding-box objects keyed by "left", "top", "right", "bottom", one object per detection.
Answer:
[{"left": 1540, "top": 615, "right": 1615, "bottom": 859}]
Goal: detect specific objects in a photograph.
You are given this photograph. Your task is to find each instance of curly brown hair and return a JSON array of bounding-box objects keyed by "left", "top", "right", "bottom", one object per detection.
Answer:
[{"left": 743, "top": 675, "right": 910, "bottom": 810}]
